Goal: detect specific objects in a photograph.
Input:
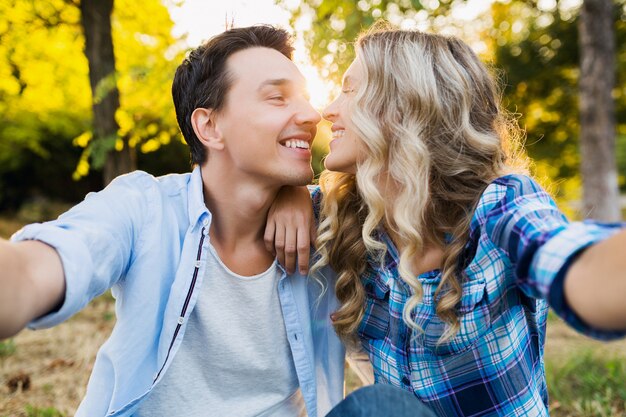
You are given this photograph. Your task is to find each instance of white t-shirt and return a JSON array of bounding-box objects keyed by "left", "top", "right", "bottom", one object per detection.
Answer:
[{"left": 135, "top": 242, "right": 306, "bottom": 417}]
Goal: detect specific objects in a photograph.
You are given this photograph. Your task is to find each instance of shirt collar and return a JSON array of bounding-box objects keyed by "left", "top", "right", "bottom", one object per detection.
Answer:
[
  {"left": 366, "top": 229, "right": 405, "bottom": 292},
  {"left": 187, "top": 165, "right": 212, "bottom": 229},
  {"left": 367, "top": 228, "right": 398, "bottom": 271}
]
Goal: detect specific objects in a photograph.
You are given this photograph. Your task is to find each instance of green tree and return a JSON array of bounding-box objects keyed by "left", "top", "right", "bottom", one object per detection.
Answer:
[
  {"left": 0, "top": 0, "right": 186, "bottom": 208},
  {"left": 80, "top": 0, "right": 126, "bottom": 185},
  {"left": 76, "top": 0, "right": 187, "bottom": 183},
  {"left": 77, "top": 0, "right": 187, "bottom": 184},
  {"left": 489, "top": 1, "right": 582, "bottom": 193},
  {"left": 0, "top": 0, "right": 93, "bottom": 209},
  {"left": 490, "top": 0, "right": 626, "bottom": 214},
  {"left": 579, "top": 0, "right": 620, "bottom": 220}
]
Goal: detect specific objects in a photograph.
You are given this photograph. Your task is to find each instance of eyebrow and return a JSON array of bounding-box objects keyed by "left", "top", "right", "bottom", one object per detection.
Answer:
[
  {"left": 257, "top": 77, "right": 311, "bottom": 100},
  {"left": 257, "top": 78, "right": 290, "bottom": 91},
  {"left": 342, "top": 75, "right": 354, "bottom": 86}
]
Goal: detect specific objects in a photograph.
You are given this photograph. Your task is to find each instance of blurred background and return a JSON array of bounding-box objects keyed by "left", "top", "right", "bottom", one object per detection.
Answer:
[{"left": 1, "top": 0, "right": 625, "bottom": 416}]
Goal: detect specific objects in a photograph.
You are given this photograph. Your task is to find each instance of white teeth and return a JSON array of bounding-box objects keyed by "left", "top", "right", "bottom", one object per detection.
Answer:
[
  {"left": 283, "top": 139, "right": 309, "bottom": 149},
  {"left": 332, "top": 130, "right": 345, "bottom": 140}
]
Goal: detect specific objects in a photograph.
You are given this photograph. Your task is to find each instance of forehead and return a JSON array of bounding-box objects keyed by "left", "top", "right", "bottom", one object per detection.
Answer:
[{"left": 226, "top": 47, "right": 306, "bottom": 90}]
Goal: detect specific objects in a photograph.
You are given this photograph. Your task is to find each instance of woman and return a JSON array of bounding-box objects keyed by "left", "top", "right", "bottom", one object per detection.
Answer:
[{"left": 268, "top": 27, "right": 626, "bottom": 416}]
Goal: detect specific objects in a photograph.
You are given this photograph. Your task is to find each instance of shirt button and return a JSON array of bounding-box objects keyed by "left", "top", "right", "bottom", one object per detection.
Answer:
[
  {"left": 194, "top": 260, "right": 202, "bottom": 268},
  {"left": 202, "top": 219, "right": 209, "bottom": 226},
  {"left": 401, "top": 376, "right": 411, "bottom": 386}
]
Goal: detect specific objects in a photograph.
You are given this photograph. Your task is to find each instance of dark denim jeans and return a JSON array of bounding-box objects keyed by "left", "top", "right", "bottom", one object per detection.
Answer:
[{"left": 325, "top": 384, "right": 437, "bottom": 417}]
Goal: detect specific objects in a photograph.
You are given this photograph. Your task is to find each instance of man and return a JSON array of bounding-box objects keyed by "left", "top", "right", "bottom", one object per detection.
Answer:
[{"left": 0, "top": 25, "right": 344, "bottom": 417}]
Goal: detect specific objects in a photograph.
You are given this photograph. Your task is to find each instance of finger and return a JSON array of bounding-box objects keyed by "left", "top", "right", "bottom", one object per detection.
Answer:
[
  {"left": 275, "top": 224, "right": 286, "bottom": 268},
  {"left": 309, "top": 218, "right": 317, "bottom": 247},
  {"left": 297, "top": 226, "right": 310, "bottom": 275},
  {"left": 284, "top": 226, "right": 297, "bottom": 275},
  {"left": 264, "top": 220, "right": 276, "bottom": 255}
]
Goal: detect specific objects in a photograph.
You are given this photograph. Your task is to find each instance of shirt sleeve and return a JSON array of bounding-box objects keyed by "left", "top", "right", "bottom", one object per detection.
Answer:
[
  {"left": 483, "top": 174, "right": 625, "bottom": 340},
  {"left": 10, "top": 171, "right": 154, "bottom": 329},
  {"left": 308, "top": 184, "right": 322, "bottom": 225}
]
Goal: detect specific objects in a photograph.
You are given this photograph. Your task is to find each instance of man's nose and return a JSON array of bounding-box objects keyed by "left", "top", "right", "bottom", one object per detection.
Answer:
[{"left": 295, "top": 99, "right": 322, "bottom": 126}]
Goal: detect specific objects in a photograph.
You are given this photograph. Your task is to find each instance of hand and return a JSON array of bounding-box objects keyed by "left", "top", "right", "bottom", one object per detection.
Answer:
[
  {"left": 265, "top": 186, "right": 316, "bottom": 275},
  {"left": 0, "top": 239, "right": 65, "bottom": 339}
]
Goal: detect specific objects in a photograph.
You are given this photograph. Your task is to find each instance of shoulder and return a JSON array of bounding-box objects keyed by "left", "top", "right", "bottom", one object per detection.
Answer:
[
  {"left": 155, "top": 171, "right": 193, "bottom": 197},
  {"left": 309, "top": 184, "right": 322, "bottom": 221},
  {"left": 491, "top": 174, "right": 551, "bottom": 201},
  {"left": 104, "top": 170, "right": 158, "bottom": 194},
  {"left": 474, "top": 174, "right": 555, "bottom": 219},
  {"left": 308, "top": 184, "right": 321, "bottom": 201},
  {"left": 82, "top": 171, "right": 158, "bottom": 212},
  {"left": 79, "top": 171, "right": 192, "bottom": 224},
  {"left": 104, "top": 170, "right": 191, "bottom": 198}
]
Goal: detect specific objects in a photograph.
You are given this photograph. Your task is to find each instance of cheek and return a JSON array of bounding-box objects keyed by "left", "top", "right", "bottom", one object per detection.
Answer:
[
  {"left": 348, "top": 134, "right": 362, "bottom": 157},
  {"left": 355, "top": 138, "right": 366, "bottom": 161}
]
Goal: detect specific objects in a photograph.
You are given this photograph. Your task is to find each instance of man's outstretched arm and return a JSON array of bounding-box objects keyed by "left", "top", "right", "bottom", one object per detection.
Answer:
[{"left": 0, "top": 239, "right": 65, "bottom": 339}]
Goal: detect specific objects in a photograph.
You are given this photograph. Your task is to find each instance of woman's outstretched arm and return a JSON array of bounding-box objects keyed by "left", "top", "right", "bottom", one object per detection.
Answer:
[{"left": 564, "top": 229, "right": 626, "bottom": 331}]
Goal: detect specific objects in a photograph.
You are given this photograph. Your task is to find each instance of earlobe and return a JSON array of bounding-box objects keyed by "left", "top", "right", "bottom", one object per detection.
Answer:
[{"left": 191, "top": 108, "right": 224, "bottom": 151}]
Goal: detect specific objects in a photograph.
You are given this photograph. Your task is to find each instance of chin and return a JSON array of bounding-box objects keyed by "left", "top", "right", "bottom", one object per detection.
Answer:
[
  {"left": 323, "top": 158, "right": 355, "bottom": 175},
  {"left": 287, "top": 169, "right": 314, "bottom": 186},
  {"left": 323, "top": 157, "right": 336, "bottom": 171}
]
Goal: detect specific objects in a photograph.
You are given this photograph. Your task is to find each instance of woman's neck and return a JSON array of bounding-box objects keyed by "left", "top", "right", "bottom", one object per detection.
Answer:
[{"left": 385, "top": 225, "right": 445, "bottom": 276}]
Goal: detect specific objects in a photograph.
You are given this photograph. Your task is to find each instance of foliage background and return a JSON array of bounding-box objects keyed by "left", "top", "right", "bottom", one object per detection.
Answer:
[
  {"left": 1, "top": 0, "right": 626, "bottom": 217},
  {"left": 0, "top": 0, "right": 190, "bottom": 214}
]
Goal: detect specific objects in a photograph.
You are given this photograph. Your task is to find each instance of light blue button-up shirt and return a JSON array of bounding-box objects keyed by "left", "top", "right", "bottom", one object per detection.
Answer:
[{"left": 12, "top": 167, "right": 345, "bottom": 417}]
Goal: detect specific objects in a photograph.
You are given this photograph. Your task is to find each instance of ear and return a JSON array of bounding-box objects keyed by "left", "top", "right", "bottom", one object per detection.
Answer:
[{"left": 191, "top": 108, "right": 224, "bottom": 151}]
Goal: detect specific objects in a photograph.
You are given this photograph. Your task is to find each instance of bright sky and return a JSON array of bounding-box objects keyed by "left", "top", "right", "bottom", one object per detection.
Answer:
[{"left": 167, "top": 0, "right": 496, "bottom": 109}]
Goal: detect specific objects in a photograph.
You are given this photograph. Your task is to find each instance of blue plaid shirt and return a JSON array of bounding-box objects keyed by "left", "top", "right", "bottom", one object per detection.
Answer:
[{"left": 314, "top": 174, "right": 624, "bottom": 416}]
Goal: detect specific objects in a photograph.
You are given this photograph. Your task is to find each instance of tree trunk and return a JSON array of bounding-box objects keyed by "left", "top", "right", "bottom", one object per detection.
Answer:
[
  {"left": 578, "top": 0, "right": 620, "bottom": 221},
  {"left": 80, "top": 0, "right": 135, "bottom": 185}
]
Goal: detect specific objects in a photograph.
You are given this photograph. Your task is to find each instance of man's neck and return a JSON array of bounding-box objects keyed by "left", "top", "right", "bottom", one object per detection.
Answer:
[{"left": 200, "top": 162, "right": 279, "bottom": 276}]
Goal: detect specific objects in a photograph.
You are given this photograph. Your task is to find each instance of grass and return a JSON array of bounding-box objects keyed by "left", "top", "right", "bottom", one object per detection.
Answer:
[
  {"left": 24, "top": 405, "right": 65, "bottom": 417},
  {"left": 0, "top": 339, "right": 16, "bottom": 358},
  {"left": 547, "top": 350, "right": 626, "bottom": 417}
]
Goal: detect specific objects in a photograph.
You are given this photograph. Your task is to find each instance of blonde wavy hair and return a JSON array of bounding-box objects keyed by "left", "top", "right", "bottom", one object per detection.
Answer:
[{"left": 314, "top": 27, "right": 529, "bottom": 345}]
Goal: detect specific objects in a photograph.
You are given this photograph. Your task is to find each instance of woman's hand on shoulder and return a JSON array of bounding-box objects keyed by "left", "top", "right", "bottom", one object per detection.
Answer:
[{"left": 265, "top": 186, "right": 316, "bottom": 275}]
